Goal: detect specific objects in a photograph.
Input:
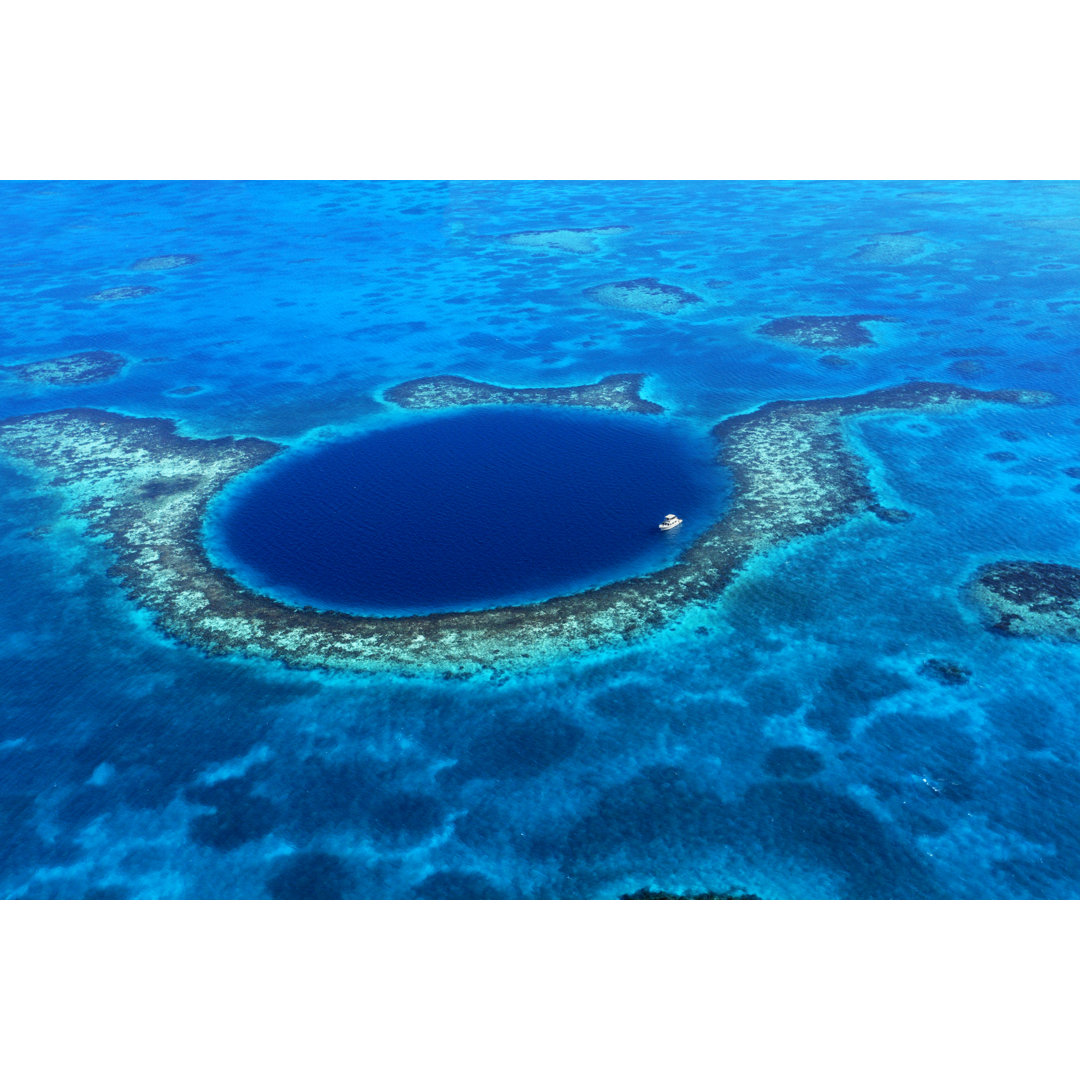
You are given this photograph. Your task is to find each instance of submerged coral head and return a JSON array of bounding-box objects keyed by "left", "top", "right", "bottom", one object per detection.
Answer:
[
  {"left": 759, "top": 314, "right": 894, "bottom": 349},
  {"left": 583, "top": 278, "right": 702, "bottom": 315},
  {"left": 9, "top": 350, "right": 126, "bottom": 386}
]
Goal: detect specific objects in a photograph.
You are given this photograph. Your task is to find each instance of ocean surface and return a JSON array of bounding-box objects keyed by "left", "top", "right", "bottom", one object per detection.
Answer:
[
  {"left": 208, "top": 407, "right": 726, "bottom": 615},
  {"left": 1, "top": 180, "right": 1079, "bottom": 899}
]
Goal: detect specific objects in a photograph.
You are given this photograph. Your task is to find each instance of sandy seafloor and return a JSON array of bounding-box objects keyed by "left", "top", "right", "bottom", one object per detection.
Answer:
[{"left": 1, "top": 180, "right": 1079, "bottom": 899}]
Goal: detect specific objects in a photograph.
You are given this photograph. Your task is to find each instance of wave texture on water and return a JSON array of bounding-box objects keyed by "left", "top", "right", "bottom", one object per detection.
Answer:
[{"left": 1, "top": 180, "right": 1080, "bottom": 899}]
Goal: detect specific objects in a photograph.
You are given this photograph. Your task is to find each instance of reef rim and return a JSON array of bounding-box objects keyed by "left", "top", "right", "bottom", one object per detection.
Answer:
[{"left": 0, "top": 377, "right": 1054, "bottom": 676}]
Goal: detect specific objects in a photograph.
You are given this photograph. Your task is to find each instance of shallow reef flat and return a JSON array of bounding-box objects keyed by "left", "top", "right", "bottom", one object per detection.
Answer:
[
  {"left": 759, "top": 313, "right": 895, "bottom": 349},
  {"left": 500, "top": 226, "right": 628, "bottom": 253},
  {"left": 85, "top": 285, "right": 160, "bottom": 302},
  {"left": 0, "top": 380, "right": 1053, "bottom": 676},
  {"left": 382, "top": 372, "right": 662, "bottom": 414},
  {"left": 970, "top": 561, "right": 1080, "bottom": 640},
  {"left": 1016, "top": 216, "right": 1080, "bottom": 233},
  {"left": 583, "top": 277, "right": 702, "bottom": 315},
  {"left": 131, "top": 254, "right": 200, "bottom": 271},
  {"left": 851, "top": 232, "right": 929, "bottom": 263},
  {"left": 7, "top": 349, "right": 127, "bottom": 386}
]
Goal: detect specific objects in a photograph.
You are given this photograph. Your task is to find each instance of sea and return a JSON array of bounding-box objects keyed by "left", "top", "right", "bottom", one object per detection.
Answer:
[{"left": 1, "top": 179, "right": 1079, "bottom": 900}]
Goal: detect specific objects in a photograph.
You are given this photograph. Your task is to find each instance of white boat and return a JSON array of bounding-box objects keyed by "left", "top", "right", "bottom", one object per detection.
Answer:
[{"left": 658, "top": 514, "right": 682, "bottom": 531}]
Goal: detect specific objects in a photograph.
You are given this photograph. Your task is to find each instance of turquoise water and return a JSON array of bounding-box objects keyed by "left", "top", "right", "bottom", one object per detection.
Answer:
[{"left": 1, "top": 180, "right": 1079, "bottom": 899}]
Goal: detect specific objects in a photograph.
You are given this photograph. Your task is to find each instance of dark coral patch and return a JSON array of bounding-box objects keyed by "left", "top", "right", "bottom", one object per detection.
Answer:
[
  {"left": 86, "top": 286, "right": 159, "bottom": 302},
  {"left": 919, "top": 658, "right": 972, "bottom": 685},
  {"left": 851, "top": 232, "right": 927, "bottom": 263},
  {"left": 870, "top": 504, "right": 913, "bottom": 524},
  {"left": 266, "top": 852, "right": 353, "bottom": 899},
  {"left": 999, "top": 430, "right": 1028, "bottom": 442},
  {"left": 971, "top": 561, "right": 1080, "bottom": 640},
  {"left": 986, "top": 451, "right": 1019, "bottom": 462},
  {"left": 10, "top": 350, "right": 126, "bottom": 386},
  {"left": 131, "top": 254, "right": 200, "bottom": 271},
  {"left": 583, "top": 278, "right": 702, "bottom": 315},
  {"left": 818, "top": 354, "right": 851, "bottom": 369},
  {"left": 759, "top": 314, "right": 894, "bottom": 350},
  {"left": 763, "top": 746, "right": 825, "bottom": 780},
  {"left": 1062, "top": 467, "right": 1080, "bottom": 479}
]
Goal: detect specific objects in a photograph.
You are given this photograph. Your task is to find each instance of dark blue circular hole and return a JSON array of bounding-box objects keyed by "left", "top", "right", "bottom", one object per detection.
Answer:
[{"left": 212, "top": 407, "right": 728, "bottom": 614}]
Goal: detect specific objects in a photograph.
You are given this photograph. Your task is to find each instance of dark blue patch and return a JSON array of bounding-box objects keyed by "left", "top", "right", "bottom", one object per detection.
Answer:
[
  {"left": 188, "top": 783, "right": 278, "bottom": 852},
  {"left": 57, "top": 786, "right": 117, "bottom": 828},
  {"left": 456, "top": 332, "right": 537, "bottom": 360},
  {"left": 446, "top": 714, "right": 584, "bottom": 781},
  {"left": 976, "top": 760, "right": 1080, "bottom": 868},
  {"left": 412, "top": 871, "right": 507, "bottom": 899},
  {"left": 589, "top": 683, "right": 654, "bottom": 720},
  {"left": 266, "top": 852, "right": 353, "bottom": 900},
  {"left": 805, "top": 662, "right": 910, "bottom": 740},
  {"left": 284, "top": 761, "right": 377, "bottom": 835},
  {"left": 994, "top": 856, "right": 1071, "bottom": 897},
  {"left": 763, "top": 746, "right": 825, "bottom": 780},
  {"left": 0, "top": 794, "right": 49, "bottom": 875},
  {"left": 735, "top": 782, "right": 939, "bottom": 899},
  {"left": 744, "top": 677, "right": 806, "bottom": 717},
  {"left": 565, "top": 765, "right": 730, "bottom": 858},
  {"left": 863, "top": 711, "right": 977, "bottom": 803},
  {"left": 279, "top": 757, "right": 425, "bottom": 838},
  {"left": 72, "top": 709, "right": 272, "bottom": 811},
  {"left": 216, "top": 408, "right": 724, "bottom": 614},
  {"left": 368, "top": 793, "right": 444, "bottom": 843}
]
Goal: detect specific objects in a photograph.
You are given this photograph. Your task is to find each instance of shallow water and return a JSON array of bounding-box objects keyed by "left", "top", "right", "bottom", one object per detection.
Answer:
[{"left": 1, "top": 180, "right": 1079, "bottom": 899}]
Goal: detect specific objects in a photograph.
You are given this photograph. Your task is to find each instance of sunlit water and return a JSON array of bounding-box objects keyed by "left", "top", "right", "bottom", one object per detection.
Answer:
[{"left": 1, "top": 180, "right": 1079, "bottom": 899}]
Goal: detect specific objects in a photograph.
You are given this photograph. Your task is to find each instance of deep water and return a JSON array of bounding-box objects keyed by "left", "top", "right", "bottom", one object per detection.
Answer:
[
  {"left": 209, "top": 407, "right": 724, "bottom": 614},
  {"left": 1, "top": 180, "right": 1080, "bottom": 899}
]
